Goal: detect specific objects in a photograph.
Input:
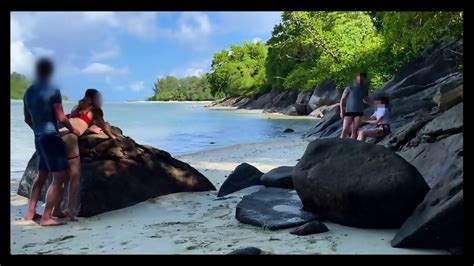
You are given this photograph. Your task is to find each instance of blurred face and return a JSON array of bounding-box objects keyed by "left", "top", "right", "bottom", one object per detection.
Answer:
[
  {"left": 374, "top": 100, "right": 385, "bottom": 107},
  {"left": 356, "top": 74, "right": 364, "bottom": 85},
  {"left": 93, "top": 93, "right": 103, "bottom": 107}
]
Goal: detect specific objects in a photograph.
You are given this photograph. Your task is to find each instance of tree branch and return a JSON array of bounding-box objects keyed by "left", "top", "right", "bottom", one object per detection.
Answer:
[{"left": 294, "top": 17, "right": 341, "bottom": 64}]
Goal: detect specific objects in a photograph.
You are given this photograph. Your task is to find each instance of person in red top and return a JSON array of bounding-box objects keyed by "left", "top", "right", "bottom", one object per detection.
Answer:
[{"left": 54, "top": 89, "right": 117, "bottom": 221}]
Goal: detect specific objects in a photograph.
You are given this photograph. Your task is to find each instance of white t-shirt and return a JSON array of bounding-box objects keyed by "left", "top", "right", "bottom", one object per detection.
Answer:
[{"left": 371, "top": 107, "right": 390, "bottom": 125}]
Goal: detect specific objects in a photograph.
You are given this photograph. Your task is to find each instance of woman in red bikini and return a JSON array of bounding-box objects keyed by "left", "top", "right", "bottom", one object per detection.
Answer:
[{"left": 56, "top": 89, "right": 117, "bottom": 220}]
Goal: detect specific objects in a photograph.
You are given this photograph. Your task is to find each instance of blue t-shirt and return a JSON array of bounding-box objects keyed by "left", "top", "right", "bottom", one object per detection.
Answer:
[{"left": 23, "top": 81, "right": 62, "bottom": 135}]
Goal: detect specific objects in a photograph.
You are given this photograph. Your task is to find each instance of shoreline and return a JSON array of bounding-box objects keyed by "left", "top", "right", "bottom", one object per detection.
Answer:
[
  {"left": 10, "top": 139, "right": 446, "bottom": 254},
  {"left": 207, "top": 106, "right": 318, "bottom": 120}
]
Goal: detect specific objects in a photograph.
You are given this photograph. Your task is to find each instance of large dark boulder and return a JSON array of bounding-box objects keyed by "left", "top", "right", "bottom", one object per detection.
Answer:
[
  {"left": 241, "top": 89, "right": 299, "bottom": 114},
  {"left": 235, "top": 188, "right": 318, "bottom": 230},
  {"left": 308, "top": 103, "right": 339, "bottom": 119},
  {"left": 296, "top": 91, "right": 312, "bottom": 105},
  {"left": 17, "top": 126, "right": 216, "bottom": 217},
  {"left": 209, "top": 96, "right": 249, "bottom": 108},
  {"left": 282, "top": 103, "right": 308, "bottom": 116},
  {"left": 304, "top": 104, "right": 341, "bottom": 140},
  {"left": 260, "top": 166, "right": 294, "bottom": 189},
  {"left": 217, "top": 163, "right": 263, "bottom": 197},
  {"left": 392, "top": 153, "right": 463, "bottom": 249},
  {"left": 307, "top": 80, "right": 339, "bottom": 112},
  {"left": 293, "top": 138, "right": 429, "bottom": 228}
]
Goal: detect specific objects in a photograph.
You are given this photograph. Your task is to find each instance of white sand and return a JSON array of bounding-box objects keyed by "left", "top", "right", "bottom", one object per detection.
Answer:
[{"left": 10, "top": 140, "right": 446, "bottom": 254}]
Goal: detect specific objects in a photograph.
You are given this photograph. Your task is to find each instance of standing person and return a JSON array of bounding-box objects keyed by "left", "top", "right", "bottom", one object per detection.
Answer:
[
  {"left": 339, "top": 72, "right": 371, "bottom": 139},
  {"left": 23, "top": 58, "right": 81, "bottom": 226},
  {"left": 357, "top": 95, "right": 391, "bottom": 141}
]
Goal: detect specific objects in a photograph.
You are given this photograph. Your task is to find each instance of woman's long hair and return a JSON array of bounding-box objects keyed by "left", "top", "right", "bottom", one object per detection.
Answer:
[{"left": 76, "top": 88, "right": 100, "bottom": 113}]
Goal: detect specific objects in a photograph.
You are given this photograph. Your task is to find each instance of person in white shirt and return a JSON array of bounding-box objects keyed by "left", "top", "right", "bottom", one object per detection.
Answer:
[{"left": 357, "top": 95, "right": 391, "bottom": 141}]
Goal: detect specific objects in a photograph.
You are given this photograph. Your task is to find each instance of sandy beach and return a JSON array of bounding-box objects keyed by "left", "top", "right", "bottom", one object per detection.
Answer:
[{"left": 10, "top": 139, "right": 447, "bottom": 254}]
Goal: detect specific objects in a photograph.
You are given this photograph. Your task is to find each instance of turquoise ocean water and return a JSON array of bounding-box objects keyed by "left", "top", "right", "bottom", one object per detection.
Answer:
[{"left": 11, "top": 101, "right": 316, "bottom": 179}]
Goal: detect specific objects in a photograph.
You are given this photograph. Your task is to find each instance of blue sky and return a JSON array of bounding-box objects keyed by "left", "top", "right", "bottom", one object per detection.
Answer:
[{"left": 11, "top": 12, "right": 281, "bottom": 101}]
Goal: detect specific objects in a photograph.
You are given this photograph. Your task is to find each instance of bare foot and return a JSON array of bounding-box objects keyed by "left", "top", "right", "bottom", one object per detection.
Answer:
[
  {"left": 63, "top": 209, "right": 78, "bottom": 222},
  {"left": 40, "top": 217, "right": 66, "bottom": 226},
  {"left": 52, "top": 210, "right": 68, "bottom": 219},
  {"left": 25, "top": 212, "right": 42, "bottom": 221}
]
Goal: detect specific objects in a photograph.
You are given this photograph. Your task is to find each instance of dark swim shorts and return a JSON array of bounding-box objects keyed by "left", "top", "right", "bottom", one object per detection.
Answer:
[
  {"left": 34, "top": 134, "right": 69, "bottom": 172},
  {"left": 344, "top": 112, "right": 364, "bottom": 117}
]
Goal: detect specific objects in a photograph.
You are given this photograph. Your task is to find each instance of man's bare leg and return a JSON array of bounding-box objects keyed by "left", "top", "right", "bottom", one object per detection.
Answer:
[
  {"left": 340, "top": 117, "right": 353, "bottom": 139},
  {"left": 40, "top": 170, "right": 68, "bottom": 226},
  {"left": 64, "top": 156, "right": 80, "bottom": 221},
  {"left": 52, "top": 175, "right": 69, "bottom": 218},
  {"left": 25, "top": 170, "right": 48, "bottom": 221},
  {"left": 351, "top": 116, "right": 362, "bottom": 140}
]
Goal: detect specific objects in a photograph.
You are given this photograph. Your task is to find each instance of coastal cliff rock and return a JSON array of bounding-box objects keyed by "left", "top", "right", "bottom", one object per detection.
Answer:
[
  {"left": 392, "top": 152, "right": 463, "bottom": 249},
  {"left": 217, "top": 163, "right": 263, "bottom": 197},
  {"left": 306, "top": 80, "right": 340, "bottom": 112},
  {"left": 210, "top": 81, "right": 339, "bottom": 116},
  {"left": 293, "top": 138, "right": 429, "bottom": 228},
  {"left": 17, "top": 126, "right": 216, "bottom": 217}
]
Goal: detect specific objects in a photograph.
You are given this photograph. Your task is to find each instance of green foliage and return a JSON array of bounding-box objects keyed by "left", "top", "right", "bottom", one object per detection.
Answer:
[
  {"left": 149, "top": 75, "right": 216, "bottom": 101},
  {"left": 207, "top": 42, "right": 268, "bottom": 97},
  {"left": 378, "top": 11, "right": 463, "bottom": 73},
  {"left": 265, "top": 12, "right": 383, "bottom": 91},
  {"left": 10, "top": 72, "right": 31, "bottom": 99},
  {"left": 152, "top": 12, "right": 463, "bottom": 100},
  {"left": 263, "top": 11, "right": 462, "bottom": 92}
]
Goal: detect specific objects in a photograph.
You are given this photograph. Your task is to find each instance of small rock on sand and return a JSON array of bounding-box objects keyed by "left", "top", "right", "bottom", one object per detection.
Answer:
[
  {"left": 290, "top": 221, "right": 329, "bottom": 236},
  {"left": 227, "top": 247, "right": 262, "bottom": 255}
]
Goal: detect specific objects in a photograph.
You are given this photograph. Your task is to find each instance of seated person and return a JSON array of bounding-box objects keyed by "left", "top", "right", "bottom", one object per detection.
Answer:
[{"left": 357, "top": 95, "right": 391, "bottom": 142}]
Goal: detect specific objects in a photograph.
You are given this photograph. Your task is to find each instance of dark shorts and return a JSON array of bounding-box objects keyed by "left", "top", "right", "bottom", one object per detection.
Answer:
[
  {"left": 344, "top": 112, "right": 364, "bottom": 117},
  {"left": 34, "top": 134, "right": 69, "bottom": 172},
  {"left": 377, "top": 124, "right": 391, "bottom": 135}
]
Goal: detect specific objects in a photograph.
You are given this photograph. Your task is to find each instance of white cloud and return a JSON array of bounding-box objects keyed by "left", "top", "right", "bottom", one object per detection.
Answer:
[
  {"left": 129, "top": 81, "right": 145, "bottom": 92},
  {"left": 83, "top": 12, "right": 119, "bottom": 27},
  {"left": 251, "top": 37, "right": 263, "bottom": 43},
  {"left": 82, "top": 63, "right": 128, "bottom": 75},
  {"left": 185, "top": 68, "right": 205, "bottom": 77},
  {"left": 90, "top": 44, "right": 120, "bottom": 61},
  {"left": 164, "top": 59, "right": 211, "bottom": 78},
  {"left": 83, "top": 12, "right": 158, "bottom": 39},
  {"left": 120, "top": 12, "right": 159, "bottom": 40},
  {"left": 10, "top": 41, "right": 34, "bottom": 75},
  {"left": 32, "top": 47, "right": 55, "bottom": 56},
  {"left": 172, "top": 12, "right": 212, "bottom": 50}
]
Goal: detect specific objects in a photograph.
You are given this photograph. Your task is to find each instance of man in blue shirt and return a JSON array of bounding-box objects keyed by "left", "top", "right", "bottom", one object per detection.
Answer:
[{"left": 23, "top": 58, "right": 80, "bottom": 226}]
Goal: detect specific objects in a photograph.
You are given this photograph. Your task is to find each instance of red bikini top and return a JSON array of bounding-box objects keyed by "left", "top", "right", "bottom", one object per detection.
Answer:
[{"left": 69, "top": 109, "right": 93, "bottom": 127}]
